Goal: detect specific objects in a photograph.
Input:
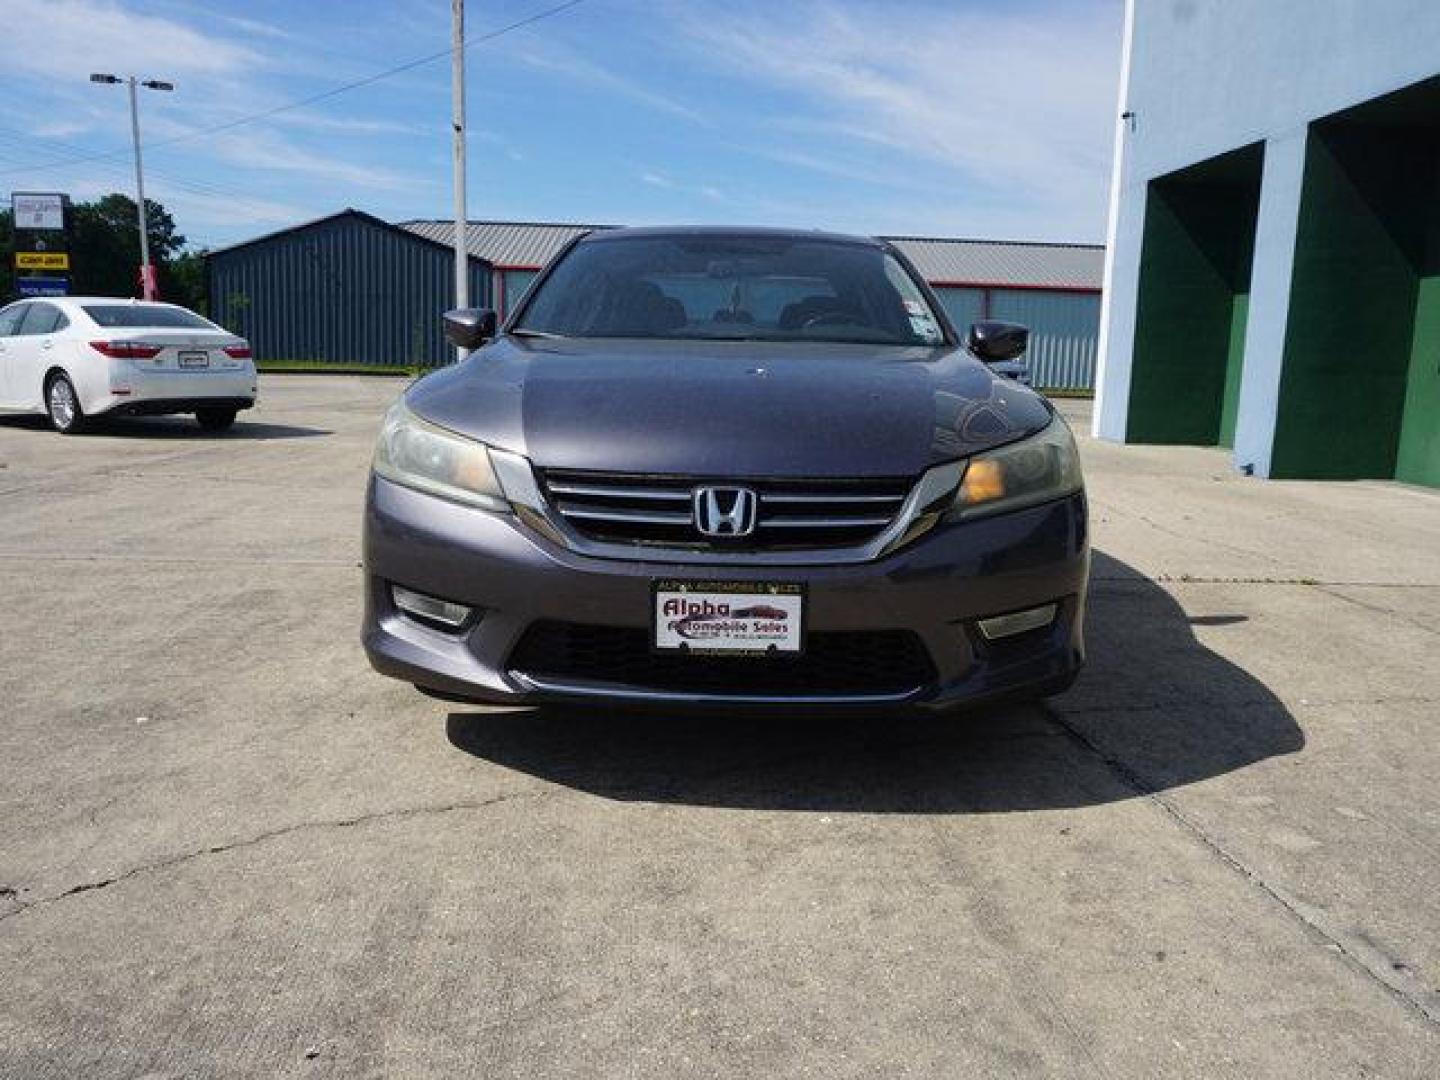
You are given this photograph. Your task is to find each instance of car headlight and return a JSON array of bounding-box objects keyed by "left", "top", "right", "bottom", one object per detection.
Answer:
[
  {"left": 372, "top": 400, "right": 509, "bottom": 512},
  {"left": 946, "top": 415, "right": 1082, "bottom": 521}
]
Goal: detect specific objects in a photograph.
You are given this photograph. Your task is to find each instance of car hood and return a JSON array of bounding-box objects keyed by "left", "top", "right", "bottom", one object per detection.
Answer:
[{"left": 405, "top": 337, "right": 1052, "bottom": 478}]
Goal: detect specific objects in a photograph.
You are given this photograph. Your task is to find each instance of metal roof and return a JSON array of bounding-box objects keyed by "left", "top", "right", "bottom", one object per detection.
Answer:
[
  {"left": 399, "top": 220, "right": 610, "bottom": 270},
  {"left": 207, "top": 208, "right": 487, "bottom": 264},
  {"left": 881, "top": 236, "right": 1103, "bottom": 290},
  {"left": 398, "top": 218, "right": 1103, "bottom": 288}
]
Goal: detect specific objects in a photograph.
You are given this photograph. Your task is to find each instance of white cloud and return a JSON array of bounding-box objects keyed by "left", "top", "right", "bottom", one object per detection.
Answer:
[
  {"left": 0, "top": 0, "right": 261, "bottom": 79},
  {"left": 55, "top": 170, "right": 306, "bottom": 242},
  {"left": 268, "top": 111, "right": 425, "bottom": 137},
  {"left": 661, "top": 0, "right": 1123, "bottom": 239},
  {"left": 189, "top": 127, "right": 435, "bottom": 193},
  {"left": 512, "top": 42, "right": 705, "bottom": 124},
  {"left": 28, "top": 119, "right": 94, "bottom": 141}
]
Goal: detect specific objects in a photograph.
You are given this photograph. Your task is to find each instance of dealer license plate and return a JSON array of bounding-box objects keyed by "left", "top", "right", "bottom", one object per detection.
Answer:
[
  {"left": 653, "top": 580, "right": 805, "bottom": 655},
  {"left": 179, "top": 350, "right": 210, "bottom": 368}
]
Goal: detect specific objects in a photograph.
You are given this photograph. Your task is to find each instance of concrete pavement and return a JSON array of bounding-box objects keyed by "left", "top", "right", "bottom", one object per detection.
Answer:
[{"left": 0, "top": 378, "right": 1436, "bottom": 1077}]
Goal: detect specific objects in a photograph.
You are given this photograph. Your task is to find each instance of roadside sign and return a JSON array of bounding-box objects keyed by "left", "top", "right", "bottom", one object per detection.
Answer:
[
  {"left": 12, "top": 192, "right": 66, "bottom": 231},
  {"left": 16, "top": 276, "right": 69, "bottom": 297},
  {"left": 16, "top": 251, "right": 70, "bottom": 270}
]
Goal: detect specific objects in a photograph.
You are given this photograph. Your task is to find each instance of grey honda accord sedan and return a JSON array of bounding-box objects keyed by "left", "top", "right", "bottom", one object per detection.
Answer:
[{"left": 362, "top": 227, "right": 1087, "bottom": 711}]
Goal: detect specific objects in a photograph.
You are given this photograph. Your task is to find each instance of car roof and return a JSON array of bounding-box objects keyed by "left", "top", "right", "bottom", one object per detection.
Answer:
[
  {"left": 578, "top": 225, "right": 889, "bottom": 249},
  {"left": 2, "top": 297, "right": 196, "bottom": 309},
  {"left": 55, "top": 297, "right": 192, "bottom": 306}
]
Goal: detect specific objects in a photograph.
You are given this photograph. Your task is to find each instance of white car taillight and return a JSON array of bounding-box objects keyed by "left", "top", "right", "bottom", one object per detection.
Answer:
[{"left": 90, "top": 340, "right": 162, "bottom": 359}]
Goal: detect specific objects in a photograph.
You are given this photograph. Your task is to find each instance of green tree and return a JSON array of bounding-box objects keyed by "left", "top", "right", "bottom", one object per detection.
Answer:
[
  {"left": 163, "top": 248, "right": 208, "bottom": 314},
  {"left": 68, "top": 193, "right": 187, "bottom": 298},
  {"left": 0, "top": 208, "right": 13, "bottom": 300}
]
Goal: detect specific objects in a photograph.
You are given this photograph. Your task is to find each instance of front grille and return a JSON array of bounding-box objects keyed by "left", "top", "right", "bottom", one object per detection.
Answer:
[
  {"left": 508, "top": 621, "right": 936, "bottom": 697},
  {"left": 540, "top": 469, "right": 912, "bottom": 549}
]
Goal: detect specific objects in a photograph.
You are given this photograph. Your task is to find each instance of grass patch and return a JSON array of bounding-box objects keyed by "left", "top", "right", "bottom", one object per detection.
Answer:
[
  {"left": 256, "top": 360, "right": 432, "bottom": 377},
  {"left": 1039, "top": 387, "right": 1095, "bottom": 399}
]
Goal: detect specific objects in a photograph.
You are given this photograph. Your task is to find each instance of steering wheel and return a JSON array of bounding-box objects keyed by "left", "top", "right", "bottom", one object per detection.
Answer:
[{"left": 801, "top": 311, "right": 866, "bottom": 330}]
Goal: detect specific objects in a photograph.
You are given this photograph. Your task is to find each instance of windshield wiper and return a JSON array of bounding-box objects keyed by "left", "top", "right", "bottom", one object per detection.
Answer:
[{"left": 509, "top": 328, "right": 569, "bottom": 340}]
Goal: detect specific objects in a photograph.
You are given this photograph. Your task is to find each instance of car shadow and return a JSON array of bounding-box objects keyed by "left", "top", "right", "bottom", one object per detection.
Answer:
[
  {"left": 443, "top": 550, "right": 1303, "bottom": 814},
  {"left": 0, "top": 415, "right": 331, "bottom": 440}
]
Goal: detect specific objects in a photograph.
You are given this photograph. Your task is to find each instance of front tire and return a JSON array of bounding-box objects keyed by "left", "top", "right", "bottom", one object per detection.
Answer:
[
  {"left": 46, "top": 373, "right": 86, "bottom": 434},
  {"left": 196, "top": 407, "right": 237, "bottom": 432}
]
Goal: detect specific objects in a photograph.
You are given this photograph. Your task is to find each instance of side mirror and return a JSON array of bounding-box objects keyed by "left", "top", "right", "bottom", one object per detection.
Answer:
[
  {"left": 443, "top": 308, "right": 498, "bottom": 350},
  {"left": 966, "top": 320, "right": 1029, "bottom": 362}
]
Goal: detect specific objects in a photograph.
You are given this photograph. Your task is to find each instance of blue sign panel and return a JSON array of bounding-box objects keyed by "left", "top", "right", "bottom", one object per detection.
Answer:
[{"left": 16, "top": 275, "right": 69, "bottom": 297}]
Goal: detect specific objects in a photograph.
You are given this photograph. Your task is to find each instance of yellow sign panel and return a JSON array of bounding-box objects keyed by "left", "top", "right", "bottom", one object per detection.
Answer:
[{"left": 16, "top": 251, "right": 69, "bottom": 270}]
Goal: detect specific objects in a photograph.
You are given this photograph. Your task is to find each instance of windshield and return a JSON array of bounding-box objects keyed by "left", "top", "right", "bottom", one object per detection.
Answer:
[
  {"left": 83, "top": 304, "right": 216, "bottom": 330},
  {"left": 515, "top": 235, "right": 949, "bottom": 346}
]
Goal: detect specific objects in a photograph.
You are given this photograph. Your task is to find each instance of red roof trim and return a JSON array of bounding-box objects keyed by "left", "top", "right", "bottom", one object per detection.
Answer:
[{"left": 926, "top": 280, "right": 1102, "bottom": 294}]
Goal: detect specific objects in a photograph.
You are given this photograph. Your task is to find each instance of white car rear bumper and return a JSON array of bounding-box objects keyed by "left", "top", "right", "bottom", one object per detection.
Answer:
[{"left": 87, "top": 366, "right": 258, "bottom": 416}]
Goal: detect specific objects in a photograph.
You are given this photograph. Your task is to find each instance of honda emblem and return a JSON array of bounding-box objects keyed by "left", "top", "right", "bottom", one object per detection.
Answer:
[{"left": 693, "top": 486, "right": 758, "bottom": 538}]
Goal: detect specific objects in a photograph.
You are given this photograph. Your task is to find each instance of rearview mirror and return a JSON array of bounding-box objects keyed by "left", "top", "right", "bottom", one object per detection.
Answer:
[
  {"left": 443, "top": 308, "right": 498, "bottom": 350},
  {"left": 966, "top": 320, "right": 1029, "bottom": 362}
]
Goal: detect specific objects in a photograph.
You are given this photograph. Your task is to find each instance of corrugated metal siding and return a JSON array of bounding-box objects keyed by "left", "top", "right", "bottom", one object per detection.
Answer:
[
  {"left": 933, "top": 285, "right": 1100, "bottom": 389},
  {"left": 989, "top": 289, "right": 1101, "bottom": 389},
  {"left": 207, "top": 215, "right": 490, "bottom": 367},
  {"left": 932, "top": 287, "right": 987, "bottom": 334},
  {"left": 886, "top": 237, "right": 1104, "bottom": 289},
  {"left": 401, "top": 220, "right": 605, "bottom": 270}
]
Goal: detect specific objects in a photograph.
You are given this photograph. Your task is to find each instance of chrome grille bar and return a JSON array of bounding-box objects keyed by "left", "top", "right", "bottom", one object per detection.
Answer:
[
  {"left": 539, "top": 469, "right": 917, "bottom": 550},
  {"left": 762, "top": 516, "right": 894, "bottom": 529},
  {"left": 759, "top": 493, "right": 904, "bottom": 504},
  {"left": 547, "top": 481, "right": 691, "bottom": 501},
  {"left": 556, "top": 505, "right": 691, "bottom": 525}
]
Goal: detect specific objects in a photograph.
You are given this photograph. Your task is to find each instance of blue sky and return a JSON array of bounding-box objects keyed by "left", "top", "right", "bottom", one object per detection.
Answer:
[{"left": 0, "top": 0, "right": 1124, "bottom": 250}]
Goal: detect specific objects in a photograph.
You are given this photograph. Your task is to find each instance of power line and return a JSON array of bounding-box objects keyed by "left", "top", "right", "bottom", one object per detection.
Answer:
[
  {"left": 0, "top": 125, "right": 282, "bottom": 205},
  {"left": 0, "top": 0, "right": 587, "bottom": 179}
]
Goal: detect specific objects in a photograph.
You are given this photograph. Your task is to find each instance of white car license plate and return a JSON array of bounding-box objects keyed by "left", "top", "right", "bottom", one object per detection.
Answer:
[
  {"left": 179, "top": 351, "right": 209, "bottom": 368},
  {"left": 653, "top": 581, "right": 805, "bottom": 654}
]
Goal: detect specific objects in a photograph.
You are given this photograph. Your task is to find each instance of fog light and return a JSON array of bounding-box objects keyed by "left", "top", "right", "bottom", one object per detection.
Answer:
[
  {"left": 977, "top": 603, "right": 1057, "bottom": 642},
  {"left": 392, "top": 584, "right": 472, "bottom": 630}
]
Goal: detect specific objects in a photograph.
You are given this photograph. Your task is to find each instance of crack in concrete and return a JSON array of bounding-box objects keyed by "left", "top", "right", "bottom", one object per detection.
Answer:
[
  {"left": 0, "top": 789, "right": 544, "bottom": 928},
  {"left": 1131, "top": 510, "right": 1288, "bottom": 568},
  {"left": 1056, "top": 694, "right": 1439, "bottom": 717},
  {"left": 1043, "top": 705, "right": 1440, "bottom": 1029},
  {"left": 1310, "top": 583, "right": 1440, "bottom": 640}
]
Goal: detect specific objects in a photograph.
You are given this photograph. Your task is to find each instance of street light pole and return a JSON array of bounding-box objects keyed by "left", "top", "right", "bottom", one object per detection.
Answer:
[
  {"left": 90, "top": 72, "right": 174, "bottom": 300},
  {"left": 451, "top": 0, "right": 470, "bottom": 360},
  {"left": 127, "top": 77, "right": 153, "bottom": 297}
]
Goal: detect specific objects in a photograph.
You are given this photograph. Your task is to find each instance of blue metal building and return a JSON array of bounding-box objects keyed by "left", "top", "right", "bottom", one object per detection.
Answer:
[
  {"left": 210, "top": 211, "right": 1104, "bottom": 387},
  {"left": 205, "top": 209, "right": 491, "bottom": 367},
  {"left": 886, "top": 237, "right": 1104, "bottom": 390}
]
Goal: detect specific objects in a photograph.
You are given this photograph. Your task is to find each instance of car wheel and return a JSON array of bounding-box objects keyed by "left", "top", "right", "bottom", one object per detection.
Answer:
[
  {"left": 46, "top": 373, "right": 86, "bottom": 434},
  {"left": 196, "top": 407, "right": 237, "bottom": 432}
]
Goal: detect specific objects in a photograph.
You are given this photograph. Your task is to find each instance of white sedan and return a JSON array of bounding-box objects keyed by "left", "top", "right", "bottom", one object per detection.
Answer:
[{"left": 0, "top": 296, "right": 257, "bottom": 433}]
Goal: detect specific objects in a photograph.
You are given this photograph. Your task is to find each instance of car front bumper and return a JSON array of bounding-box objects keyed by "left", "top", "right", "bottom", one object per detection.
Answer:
[{"left": 362, "top": 477, "right": 1088, "bottom": 711}]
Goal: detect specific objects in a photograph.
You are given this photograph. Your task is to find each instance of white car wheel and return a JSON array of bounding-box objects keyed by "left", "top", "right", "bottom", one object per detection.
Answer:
[{"left": 46, "top": 374, "right": 85, "bottom": 434}]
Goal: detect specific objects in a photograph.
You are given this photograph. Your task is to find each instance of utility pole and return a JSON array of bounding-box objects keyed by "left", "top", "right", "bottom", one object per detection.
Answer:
[
  {"left": 128, "top": 77, "right": 153, "bottom": 298},
  {"left": 91, "top": 73, "right": 174, "bottom": 300},
  {"left": 451, "top": 0, "right": 470, "bottom": 359}
]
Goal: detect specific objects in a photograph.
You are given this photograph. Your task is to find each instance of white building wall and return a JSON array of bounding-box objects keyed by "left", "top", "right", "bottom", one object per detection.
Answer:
[{"left": 1094, "top": 0, "right": 1440, "bottom": 452}]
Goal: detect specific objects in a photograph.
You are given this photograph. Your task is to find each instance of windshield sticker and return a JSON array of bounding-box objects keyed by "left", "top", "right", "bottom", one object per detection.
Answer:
[{"left": 910, "top": 314, "right": 943, "bottom": 343}]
